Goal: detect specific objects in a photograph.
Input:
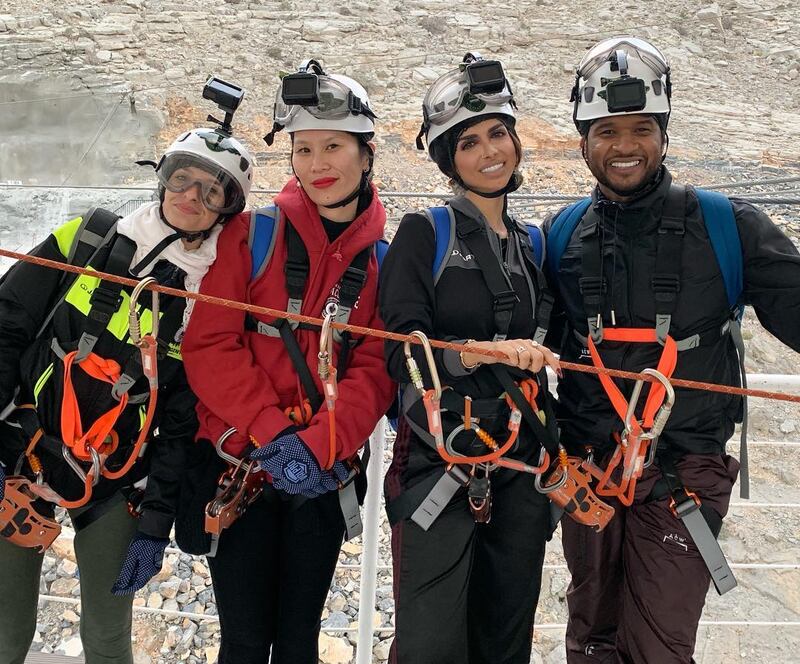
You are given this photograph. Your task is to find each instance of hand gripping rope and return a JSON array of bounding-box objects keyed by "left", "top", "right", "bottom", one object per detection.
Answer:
[{"left": 318, "top": 302, "right": 339, "bottom": 470}]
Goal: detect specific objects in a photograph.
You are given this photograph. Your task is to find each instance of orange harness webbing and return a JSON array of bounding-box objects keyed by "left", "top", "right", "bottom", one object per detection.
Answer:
[
  {"left": 586, "top": 328, "right": 678, "bottom": 506},
  {"left": 60, "top": 350, "right": 126, "bottom": 461}
]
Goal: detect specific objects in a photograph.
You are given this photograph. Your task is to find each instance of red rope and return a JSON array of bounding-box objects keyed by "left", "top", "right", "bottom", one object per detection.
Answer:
[{"left": 3, "top": 246, "right": 800, "bottom": 405}]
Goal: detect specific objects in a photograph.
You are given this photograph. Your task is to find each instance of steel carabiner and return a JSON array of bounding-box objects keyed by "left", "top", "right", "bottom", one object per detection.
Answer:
[{"left": 128, "top": 276, "right": 159, "bottom": 347}]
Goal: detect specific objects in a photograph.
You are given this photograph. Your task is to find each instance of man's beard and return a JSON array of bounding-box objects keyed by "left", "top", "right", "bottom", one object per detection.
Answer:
[{"left": 589, "top": 160, "right": 662, "bottom": 200}]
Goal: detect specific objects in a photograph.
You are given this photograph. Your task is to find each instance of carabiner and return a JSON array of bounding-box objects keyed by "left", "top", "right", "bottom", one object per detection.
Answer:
[
  {"left": 128, "top": 277, "right": 159, "bottom": 346},
  {"left": 62, "top": 445, "right": 101, "bottom": 487},
  {"left": 215, "top": 427, "right": 247, "bottom": 467},
  {"left": 623, "top": 368, "right": 675, "bottom": 440},
  {"left": 534, "top": 447, "right": 569, "bottom": 494},
  {"left": 403, "top": 331, "right": 442, "bottom": 401},
  {"left": 318, "top": 302, "right": 338, "bottom": 381}
]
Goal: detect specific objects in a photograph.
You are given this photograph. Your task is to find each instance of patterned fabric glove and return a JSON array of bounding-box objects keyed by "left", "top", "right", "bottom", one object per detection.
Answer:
[
  {"left": 111, "top": 533, "right": 169, "bottom": 596},
  {"left": 249, "top": 434, "right": 348, "bottom": 498},
  {"left": 317, "top": 461, "right": 352, "bottom": 493}
]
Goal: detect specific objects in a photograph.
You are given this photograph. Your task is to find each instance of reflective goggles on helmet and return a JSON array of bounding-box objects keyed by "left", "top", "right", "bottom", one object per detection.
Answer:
[
  {"left": 274, "top": 65, "right": 376, "bottom": 125},
  {"left": 422, "top": 54, "right": 514, "bottom": 128},
  {"left": 577, "top": 36, "right": 669, "bottom": 81},
  {"left": 157, "top": 153, "right": 242, "bottom": 214}
]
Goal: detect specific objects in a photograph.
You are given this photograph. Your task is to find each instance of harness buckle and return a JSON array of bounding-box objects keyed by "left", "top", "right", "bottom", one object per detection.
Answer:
[
  {"left": 493, "top": 290, "right": 520, "bottom": 310},
  {"left": 669, "top": 487, "right": 700, "bottom": 519}
]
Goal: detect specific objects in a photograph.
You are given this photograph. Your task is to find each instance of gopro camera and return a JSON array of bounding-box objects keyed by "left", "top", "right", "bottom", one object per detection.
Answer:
[
  {"left": 203, "top": 77, "right": 244, "bottom": 116},
  {"left": 281, "top": 72, "right": 320, "bottom": 107},
  {"left": 202, "top": 77, "right": 245, "bottom": 134},
  {"left": 605, "top": 77, "right": 647, "bottom": 113},
  {"left": 466, "top": 60, "right": 507, "bottom": 95}
]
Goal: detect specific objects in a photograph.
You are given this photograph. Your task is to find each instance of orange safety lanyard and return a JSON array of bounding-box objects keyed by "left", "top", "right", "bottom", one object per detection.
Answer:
[
  {"left": 585, "top": 328, "right": 678, "bottom": 505},
  {"left": 60, "top": 350, "right": 127, "bottom": 461}
]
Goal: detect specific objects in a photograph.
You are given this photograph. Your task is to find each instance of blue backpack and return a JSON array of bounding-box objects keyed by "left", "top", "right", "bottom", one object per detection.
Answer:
[
  {"left": 251, "top": 204, "right": 545, "bottom": 283},
  {"left": 376, "top": 205, "right": 545, "bottom": 274}
]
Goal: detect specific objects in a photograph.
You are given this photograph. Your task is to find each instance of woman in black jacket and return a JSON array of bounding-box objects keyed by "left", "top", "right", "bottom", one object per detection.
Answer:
[
  {"left": 379, "top": 53, "right": 560, "bottom": 664},
  {"left": 0, "top": 117, "right": 253, "bottom": 663}
]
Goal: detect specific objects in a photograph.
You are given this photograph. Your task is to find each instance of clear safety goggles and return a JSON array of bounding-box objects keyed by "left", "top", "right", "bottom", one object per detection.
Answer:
[
  {"left": 157, "top": 153, "right": 241, "bottom": 214},
  {"left": 422, "top": 60, "right": 514, "bottom": 127},
  {"left": 577, "top": 37, "right": 669, "bottom": 80},
  {"left": 274, "top": 74, "right": 375, "bottom": 125}
]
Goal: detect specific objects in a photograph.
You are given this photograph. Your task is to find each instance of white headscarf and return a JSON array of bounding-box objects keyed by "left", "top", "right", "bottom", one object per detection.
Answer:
[{"left": 116, "top": 202, "right": 222, "bottom": 339}]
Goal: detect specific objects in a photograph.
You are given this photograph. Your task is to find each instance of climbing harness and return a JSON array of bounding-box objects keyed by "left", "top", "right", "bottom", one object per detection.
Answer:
[
  {"left": 583, "top": 334, "right": 677, "bottom": 506},
  {"left": 21, "top": 278, "right": 162, "bottom": 510},
  {"left": 403, "top": 331, "right": 559, "bottom": 524}
]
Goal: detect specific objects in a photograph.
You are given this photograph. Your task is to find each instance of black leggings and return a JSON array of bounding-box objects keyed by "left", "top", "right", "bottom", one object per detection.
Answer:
[{"left": 207, "top": 488, "right": 346, "bottom": 664}]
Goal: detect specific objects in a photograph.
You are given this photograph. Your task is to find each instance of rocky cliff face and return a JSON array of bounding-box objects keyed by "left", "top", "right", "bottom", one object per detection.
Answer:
[{"left": 1, "top": 0, "right": 799, "bottom": 184}]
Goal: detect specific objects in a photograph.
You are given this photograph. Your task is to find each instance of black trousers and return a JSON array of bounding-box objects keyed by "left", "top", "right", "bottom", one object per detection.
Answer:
[
  {"left": 390, "top": 469, "right": 552, "bottom": 664},
  {"left": 562, "top": 453, "right": 739, "bottom": 664},
  {"left": 207, "top": 487, "right": 346, "bottom": 664}
]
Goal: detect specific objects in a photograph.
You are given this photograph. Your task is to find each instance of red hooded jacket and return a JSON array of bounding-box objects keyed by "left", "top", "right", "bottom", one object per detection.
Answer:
[{"left": 182, "top": 179, "right": 395, "bottom": 464}]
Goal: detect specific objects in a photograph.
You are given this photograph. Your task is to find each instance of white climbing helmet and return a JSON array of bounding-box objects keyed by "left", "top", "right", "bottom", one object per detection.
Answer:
[
  {"left": 418, "top": 52, "right": 516, "bottom": 152},
  {"left": 157, "top": 128, "right": 254, "bottom": 215},
  {"left": 572, "top": 36, "right": 671, "bottom": 130},
  {"left": 267, "top": 60, "right": 376, "bottom": 142}
]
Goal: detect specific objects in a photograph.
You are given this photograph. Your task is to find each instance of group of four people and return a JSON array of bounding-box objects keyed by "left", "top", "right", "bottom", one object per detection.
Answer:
[{"left": 1, "top": 35, "right": 799, "bottom": 664}]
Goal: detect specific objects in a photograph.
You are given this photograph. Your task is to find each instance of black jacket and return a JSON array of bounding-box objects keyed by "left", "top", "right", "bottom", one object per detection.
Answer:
[
  {"left": 0, "top": 223, "right": 197, "bottom": 538},
  {"left": 380, "top": 196, "right": 551, "bottom": 492},
  {"left": 544, "top": 168, "right": 800, "bottom": 456}
]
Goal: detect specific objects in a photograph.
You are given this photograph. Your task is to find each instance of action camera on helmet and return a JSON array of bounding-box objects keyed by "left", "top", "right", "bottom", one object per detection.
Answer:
[
  {"left": 202, "top": 77, "right": 245, "bottom": 135},
  {"left": 466, "top": 60, "right": 507, "bottom": 96}
]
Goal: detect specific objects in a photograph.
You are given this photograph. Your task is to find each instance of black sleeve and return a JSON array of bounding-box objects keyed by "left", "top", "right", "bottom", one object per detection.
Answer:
[
  {"left": 0, "top": 234, "right": 70, "bottom": 407},
  {"left": 735, "top": 200, "right": 800, "bottom": 352},
  {"left": 136, "top": 368, "right": 199, "bottom": 539},
  {"left": 379, "top": 212, "right": 478, "bottom": 387}
]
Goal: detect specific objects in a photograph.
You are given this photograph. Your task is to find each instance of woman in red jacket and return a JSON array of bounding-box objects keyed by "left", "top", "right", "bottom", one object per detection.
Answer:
[{"left": 181, "top": 61, "right": 395, "bottom": 664}]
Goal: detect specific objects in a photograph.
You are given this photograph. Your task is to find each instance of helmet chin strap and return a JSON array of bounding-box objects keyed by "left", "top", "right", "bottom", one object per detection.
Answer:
[
  {"left": 458, "top": 174, "right": 520, "bottom": 199},
  {"left": 319, "top": 170, "right": 371, "bottom": 209},
  {"left": 158, "top": 202, "right": 222, "bottom": 241}
]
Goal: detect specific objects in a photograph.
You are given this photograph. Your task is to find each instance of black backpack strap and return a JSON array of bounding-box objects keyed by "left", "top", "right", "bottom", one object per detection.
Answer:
[
  {"left": 276, "top": 321, "right": 323, "bottom": 413},
  {"left": 578, "top": 209, "right": 605, "bottom": 344},
  {"left": 652, "top": 184, "right": 686, "bottom": 346},
  {"left": 75, "top": 234, "right": 137, "bottom": 363},
  {"left": 283, "top": 221, "right": 309, "bottom": 324},
  {"left": 333, "top": 245, "right": 371, "bottom": 345},
  {"left": 36, "top": 208, "right": 121, "bottom": 339},
  {"left": 456, "top": 217, "right": 518, "bottom": 341},
  {"left": 67, "top": 207, "right": 121, "bottom": 266}
]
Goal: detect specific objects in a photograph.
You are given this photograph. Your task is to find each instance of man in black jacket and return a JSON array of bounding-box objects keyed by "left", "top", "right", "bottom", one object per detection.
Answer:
[{"left": 544, "top": 36, "right": 800, "bottom": 663}]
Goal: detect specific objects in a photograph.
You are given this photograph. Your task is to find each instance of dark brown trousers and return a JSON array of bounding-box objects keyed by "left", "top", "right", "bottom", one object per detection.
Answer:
[{"left": 561, "top": 452, "right": 739, "bottom": 664}]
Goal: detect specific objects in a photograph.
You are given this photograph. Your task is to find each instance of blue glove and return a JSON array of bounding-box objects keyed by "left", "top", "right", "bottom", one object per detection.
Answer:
[
  {"left": 111, "top": 533, "right": 169, "bottom": 596},
  {"left": 249, "top": 434, "right": 350, "bottom": 498}
]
